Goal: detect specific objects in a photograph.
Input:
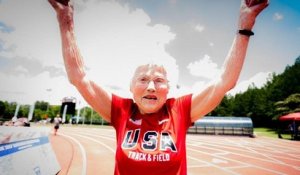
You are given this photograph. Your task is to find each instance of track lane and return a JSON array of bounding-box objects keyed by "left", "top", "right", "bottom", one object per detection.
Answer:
[{"left": 50, "top": 125, "right": 300, "bottom": 175}]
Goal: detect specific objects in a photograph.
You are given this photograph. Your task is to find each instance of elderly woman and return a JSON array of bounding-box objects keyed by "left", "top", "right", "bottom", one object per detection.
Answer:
[{"left": 48, "top": 0, "right": 268, "bottom": 174}]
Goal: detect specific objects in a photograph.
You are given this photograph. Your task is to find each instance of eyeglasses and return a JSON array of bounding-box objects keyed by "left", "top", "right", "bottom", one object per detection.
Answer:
[{"left": 136, "top": 77, "right": 169, "bottom": 87}]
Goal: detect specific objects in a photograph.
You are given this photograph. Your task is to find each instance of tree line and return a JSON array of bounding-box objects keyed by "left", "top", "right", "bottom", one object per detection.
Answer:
[
  {"left": 210, "top": 56, "right": 300, "bottom": 127},
  {"left": 0, "top": 100, "right": 105, "bottom": 125},
  {"left": 0, "top": 56, "right": 299, "bottom": 127}
]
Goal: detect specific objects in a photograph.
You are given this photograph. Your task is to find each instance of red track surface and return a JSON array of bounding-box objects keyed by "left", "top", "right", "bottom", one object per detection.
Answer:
[{"left": 49, "top": 125, "right": 300, "bottom": 175}]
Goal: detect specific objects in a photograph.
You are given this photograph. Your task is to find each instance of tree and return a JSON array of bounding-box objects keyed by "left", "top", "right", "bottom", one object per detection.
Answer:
[
  {"left": 274, "top": 93, "right": 300, "bottom": 120},
  {"left": 6, "top": 102, "right": 17, "bottom": 118},
  {"left": 35, "top": 101, "right": 49, "bottom": 111},
  {"left": 0, "top": 101, "right": 5, "bottom": 118},
  {"left": 18, "top": 105, "right": 30, "bottom": 118},
  {"left": 211, "top": 56, "right": 300, "bottom": 127},
  {"left": 209, "top": 95, "right": 233, "bottom": 116}
]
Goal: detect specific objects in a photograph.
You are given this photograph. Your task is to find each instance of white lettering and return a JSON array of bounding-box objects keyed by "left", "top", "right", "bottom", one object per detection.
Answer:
[
  {"left": 122, "top": 129, "right": 140, "bottom": 149},
  {"left": 128, "top": 151, "right": 147, "bottom": 161},
  {"left": 142, "top": 131, "right": 158, "bottom": 151},
  {"left": 128, "top": 151, "right": 170, "bottom": 162},
  {"left": 152, "top": 153, "right": 170, "bottom": 162}
]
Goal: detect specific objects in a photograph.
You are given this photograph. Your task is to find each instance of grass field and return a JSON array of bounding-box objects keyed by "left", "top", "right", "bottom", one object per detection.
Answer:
[{"left": 254, "top": 127, "right": 293, "bottom": 140}]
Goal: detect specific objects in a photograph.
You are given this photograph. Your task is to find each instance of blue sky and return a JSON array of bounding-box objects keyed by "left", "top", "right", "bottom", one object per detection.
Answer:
[{"left": 0, "top": 0, "right": 299, "bottom": 106}]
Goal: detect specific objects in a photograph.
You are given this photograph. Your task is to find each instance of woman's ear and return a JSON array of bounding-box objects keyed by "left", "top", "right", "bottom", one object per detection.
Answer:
[
  {"left": 130, "top": 79, "right": 134, "bottom": 93},
  {"left": 130, "top": 85, "right": 133, "bottom": 93}
]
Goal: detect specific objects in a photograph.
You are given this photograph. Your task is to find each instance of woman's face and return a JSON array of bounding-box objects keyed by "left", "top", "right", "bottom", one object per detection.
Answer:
[{"left": 130, "top": 64, "right": 169, "bottom": 114}]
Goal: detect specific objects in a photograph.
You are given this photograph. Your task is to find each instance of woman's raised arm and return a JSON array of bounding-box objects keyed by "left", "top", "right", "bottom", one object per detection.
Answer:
[
  {"left": 190, "top": 0, "right": 269, "bottom": 122},
  {"left": 48, "top": 0, "right": 112, "bottom": 122}
]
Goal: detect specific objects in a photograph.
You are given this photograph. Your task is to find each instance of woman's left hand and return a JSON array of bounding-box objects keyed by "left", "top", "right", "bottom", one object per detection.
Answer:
[{"left": 238, "top": 0, "right": 269, "bottom": 30}]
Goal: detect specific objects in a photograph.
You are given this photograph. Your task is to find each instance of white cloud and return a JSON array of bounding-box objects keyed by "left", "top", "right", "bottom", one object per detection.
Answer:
[
  {"left": 195, "top": 24, "right": 205, "bottom": 32},
  {"left": 228, "top": 72, "right": 271, "bottom": 95},
  {"left": 273, "top": 12, "right": 284, "bottom": 21},
  {"left": 75, "top": 0, "right": 178, "bottom": 97},
  {"left": 187, "top": 54, "right": 220, "bottom": 80},
  {"left": 0, "top": 0, "right": 178, "bottom": 105},
  {"left": 0, "top": 0, "right": 61, "bottom": 66},
  {"left": 14, "top": 65, "right": 28, "bottom": 74},
  {"left": 0, "top": 72, "right": 79, "bottom": 105},
  {"left": 172, "top": 71, "right": 271, "bottom": 99}
]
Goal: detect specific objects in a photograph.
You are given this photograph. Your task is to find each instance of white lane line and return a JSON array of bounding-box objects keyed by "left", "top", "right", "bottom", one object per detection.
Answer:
[
  {"left": 188, "top": 135, "right": 300, "bottom": 153},
  {"left": 62, "top": 128, "right": 116, "bottom": 139},
  {"left": 62, "top": 130, "right": 116, "bottom": 142},
  {"left": 72, "top": 133, "right": 115, "bottom": 153},
  {"left": 80, "top": 133, "right": 116, "bottom": 142},
  {"left": 62, "top": 127, "right": 115, "bottom": 134},
  {"left": 187, "top": 147, "right": 286, "bottom": 175},
  {"left": 59, "top": 133, "right": 87, "bottom": 175},
  {"left": 70, "top": 128, "right": 244, "bottom": 173},
  {"left": 187, "top": 155, "right": 240, "bottom": 175},
  {"left": 187, "top": 138, "right": 297, "bottom": 166},
  {"left": 61, "top": 127, "right": 299, "bottom": 174},
  {"left": 242, "top": 145, "right": 284, "bottom": 164},
  {"left": 246, "top": 138, "right": 300, "bottom": 152},
  {"left": 187, "top": 165, "right": 210, "bottom": 168},
  {"left": 227, "top": 165, "right": 251, "bottom": 169}
]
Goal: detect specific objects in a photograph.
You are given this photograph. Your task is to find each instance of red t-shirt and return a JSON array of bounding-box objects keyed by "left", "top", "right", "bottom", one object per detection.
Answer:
[{"left": 111, "top": 94, "right": 192, "bottom": 175}]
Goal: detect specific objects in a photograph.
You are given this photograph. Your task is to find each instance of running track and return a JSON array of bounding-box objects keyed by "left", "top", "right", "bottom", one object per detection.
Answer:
[{"left": 49, "top": 125, "right": 300, "bottom": 175}]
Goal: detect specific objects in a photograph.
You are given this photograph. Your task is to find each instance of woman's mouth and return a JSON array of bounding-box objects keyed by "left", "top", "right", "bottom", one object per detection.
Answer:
[{"left": 143, "top": 95, "right": 158, "bottom": 100}]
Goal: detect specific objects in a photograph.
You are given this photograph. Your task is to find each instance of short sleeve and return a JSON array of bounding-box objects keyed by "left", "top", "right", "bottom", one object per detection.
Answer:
[
  {"left": 111, "top": 94, "right": 134, "bottom": 132},
  {"left": 178, "top": 94, "right": 193, "bottom": 130},
  {"left": 167, "top": 94, "right": 193, "bottom": 131}
]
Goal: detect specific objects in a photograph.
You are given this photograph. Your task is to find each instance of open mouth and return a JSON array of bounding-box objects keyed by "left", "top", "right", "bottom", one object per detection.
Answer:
[{"left": 143, "top": 95, "right": 158, "bottom": 100}]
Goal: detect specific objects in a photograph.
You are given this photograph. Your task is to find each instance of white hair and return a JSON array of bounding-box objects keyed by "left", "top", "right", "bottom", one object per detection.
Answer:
[{"left": 129, "top": 56, "right": 179, "bottom": 91}]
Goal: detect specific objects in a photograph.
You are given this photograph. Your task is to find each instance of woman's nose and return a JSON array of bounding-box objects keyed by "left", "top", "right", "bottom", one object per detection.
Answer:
[{"left": 146, "top": 80, "right": 156, "bottom": 91}]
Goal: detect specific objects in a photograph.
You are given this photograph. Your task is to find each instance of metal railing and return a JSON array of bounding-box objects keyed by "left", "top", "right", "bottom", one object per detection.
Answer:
[{"left": 188, "top": 116, "right": 254, "bottom": 137}]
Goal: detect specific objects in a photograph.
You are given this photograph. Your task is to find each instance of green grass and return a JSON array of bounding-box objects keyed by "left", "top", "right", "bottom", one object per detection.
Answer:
[{"left": 254, "top": 127, "right": 292, "bottom": 139}]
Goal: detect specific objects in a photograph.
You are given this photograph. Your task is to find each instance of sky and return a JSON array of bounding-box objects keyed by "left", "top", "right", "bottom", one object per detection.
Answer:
[{"left": 0, "top": 0, "right": 299, "bottom": 107}]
